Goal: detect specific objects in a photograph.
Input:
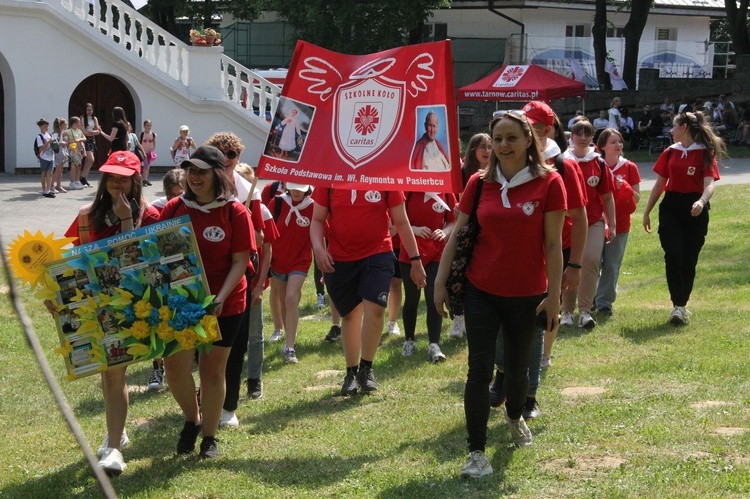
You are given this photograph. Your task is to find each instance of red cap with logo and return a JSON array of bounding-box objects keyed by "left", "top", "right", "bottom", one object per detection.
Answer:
[
  {"left": 522, "top": 101, "right": 555, "bottom": 127},
  {"left": 99, "top": 151, "right": 142, "bottom": 177}
]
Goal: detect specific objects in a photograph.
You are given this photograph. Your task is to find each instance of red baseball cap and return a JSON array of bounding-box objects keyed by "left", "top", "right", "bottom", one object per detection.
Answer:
[
  {"left": 522, "top": 101, "right": 555, "bottom": 127},
  {"left": 99, "top": 151, "right": 141, "bottom": 177}
]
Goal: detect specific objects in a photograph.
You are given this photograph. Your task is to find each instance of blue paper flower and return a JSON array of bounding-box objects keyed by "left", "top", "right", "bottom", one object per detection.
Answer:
[
  {"left": 146, "top": 308, "right": 161, "bottom": 326},
  {"left": 169, "top": 314, "right": 190, "bottom": 331},
  {"left": 123, "top": 304, "right": 136, "bottom": 323}
]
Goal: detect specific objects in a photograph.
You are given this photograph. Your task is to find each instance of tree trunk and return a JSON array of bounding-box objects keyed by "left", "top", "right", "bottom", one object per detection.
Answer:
[
  {"left": 592, "top": 0, "right": 609, "bottom": 88},
  {"left": 623, "top": 0, "right": 653, "bottom": 89},
  {"left": 725, "top": 0, "right": 750, "bottom": 55}
]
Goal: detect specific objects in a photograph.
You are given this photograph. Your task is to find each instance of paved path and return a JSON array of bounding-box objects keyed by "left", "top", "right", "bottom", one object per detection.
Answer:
[{"left": 1, "top": 158, "right": 749, "bottom": 243}]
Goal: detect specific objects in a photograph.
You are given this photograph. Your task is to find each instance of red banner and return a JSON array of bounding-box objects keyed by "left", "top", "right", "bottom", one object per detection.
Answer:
[{"left": 256, "top": 40, "right": 462, "bottom": 193}]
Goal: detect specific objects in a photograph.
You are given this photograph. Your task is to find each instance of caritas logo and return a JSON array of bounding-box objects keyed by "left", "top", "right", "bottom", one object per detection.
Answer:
[
  {"left": 492, "top": 65, "right": 528, "bottom": 87},
  {"left": 354, "top": 105, "right": 380, "bottom": 135}
]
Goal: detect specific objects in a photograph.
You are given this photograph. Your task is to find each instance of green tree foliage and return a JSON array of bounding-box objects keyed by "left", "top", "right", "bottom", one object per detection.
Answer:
[{"left": 268, "top": 0, "right": 451, "bottom": 54}]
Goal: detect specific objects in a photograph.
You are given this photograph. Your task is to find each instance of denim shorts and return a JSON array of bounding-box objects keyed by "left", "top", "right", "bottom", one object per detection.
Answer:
[
  {"left": 324, "top": 251, "right": 395, "bottom": 317},
  {"left": 39, "top": 158, "right": 54, "bottom": 173},
  {"left": 269, "top": 269, "right": 308, "bottom": 282}
]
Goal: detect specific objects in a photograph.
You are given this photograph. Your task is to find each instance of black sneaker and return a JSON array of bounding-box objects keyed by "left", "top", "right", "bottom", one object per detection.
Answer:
[
  {"left": 80, "top": 176, "right": 91, "bottom": 187},
  {"left": 176, "top": 420, "right": 202, "bottom": 454},
  {"left": 341, "top": 373, "right": 359, "bottom": 396},
  {"left": 143, "top": 179, "right": 152, "bottom": 186},
  {"left": 324, "top": 325, "right": 342, "bottom": 342},
  {"left": 489, "top": 370, "right": 506, "bottom": 408},
  {"left": 597, "top": 306, "right": 613, "bottom": 317},
  {"left": 246, "top": 378, "right": 263, "bottom": 399},
  {"left": 356, "top": 366, "right": 378, "bottom": 393},
  {"left": 522, "top": 397, "right": 542, "bottom": 421},
  {"left": 199, "top": 436, "right": 219, "bottom": 459}
]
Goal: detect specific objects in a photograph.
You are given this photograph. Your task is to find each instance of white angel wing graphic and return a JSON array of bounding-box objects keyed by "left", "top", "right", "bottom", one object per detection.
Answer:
[
  {"left": 405, "top": 53, "right": 435, "bottom": 97},
  {"left": 298, "top": 57, "right": 343, "bottom": 102}
]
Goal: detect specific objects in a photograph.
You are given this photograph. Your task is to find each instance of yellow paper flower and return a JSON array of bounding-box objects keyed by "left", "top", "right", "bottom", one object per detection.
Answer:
[
  {"left": 156, "top": 321, "right": 176, "bottom": 341},
  {"left": 130, "top": 320, "right": 151, "bottom": 340},
  {"left": 174, "top": 328, "right": 198, "bottom": 350},
  {"left": 198, "top": 315, "right": 220, "bottom": 343},
  {"left": 134, "top": 299, "right": 153, "bottom": 319},
  {"left": 158, "top": 305, "right": 172, "bottom": 321}
]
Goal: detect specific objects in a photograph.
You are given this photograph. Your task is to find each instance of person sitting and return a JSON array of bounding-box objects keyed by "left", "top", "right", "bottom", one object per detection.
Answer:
[
  {"left": 630, "top": 104, "right": 654, "bottom": 151},
  {"left": 619, "top": 108, "right": 634, "bottom": 141},
  {"left": 734, "top": 102, "right": 750, "bottom": 145}
]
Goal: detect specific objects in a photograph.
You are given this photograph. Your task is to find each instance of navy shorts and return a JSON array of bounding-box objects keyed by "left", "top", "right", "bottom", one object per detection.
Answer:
[
  {"left": 39, "top": 158, "right": 54, "bottom": 173},
  {"left": 324, "top": 251, "right": 395, "bottom": 317}
]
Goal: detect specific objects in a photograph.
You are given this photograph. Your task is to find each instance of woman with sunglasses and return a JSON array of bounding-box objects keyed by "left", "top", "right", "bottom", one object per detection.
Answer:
[
  {"left": 60, "top": 151, "right": 160, "bottom": 475},
  {"left": 642, "top": 111, "right": 723, "bottom": 325},
  {"left": 435, "top": 110, "right": 565, "bottom": 478},
  {"left": 159, "top": 146, "right": 255, "bottom": 458}
]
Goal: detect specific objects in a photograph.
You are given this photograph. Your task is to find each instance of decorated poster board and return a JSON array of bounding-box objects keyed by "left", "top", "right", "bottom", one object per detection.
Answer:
[{"left": 41, "top": 216, "right": 220, "bottom": 380}]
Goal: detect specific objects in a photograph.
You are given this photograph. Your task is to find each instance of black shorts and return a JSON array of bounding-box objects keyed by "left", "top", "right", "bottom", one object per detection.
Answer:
[
  {"left": 324, "top": 251, "right": 395, "bottom": 317},
  {"left": 212, "top": 312, "right": 244, "bottom": 348},
  {"left": 85, "top": 136, "right": 97, "bottom": 153},
  {"left": 392, "top": 248, "right": 402, "bottom": 279}
]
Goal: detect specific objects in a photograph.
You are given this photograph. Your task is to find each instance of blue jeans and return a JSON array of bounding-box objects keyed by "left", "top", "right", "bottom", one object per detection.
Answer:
[
  {"left": 246, "top": 297, "right": 264, "bottom": 380},
  {"left": 464, "top": 280, "right": 541, "bottom": 452},
  {"left": 495, "top": 325, "right": 544, "bottom": 397},
  {"left": 595, "top": 232, "right": 630, "bottom": 309}
]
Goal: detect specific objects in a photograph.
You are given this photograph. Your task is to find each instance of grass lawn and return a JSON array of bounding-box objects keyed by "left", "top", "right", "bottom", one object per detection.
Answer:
[{"left": 1, "top": 184, "right": 749, "bottom": 498}]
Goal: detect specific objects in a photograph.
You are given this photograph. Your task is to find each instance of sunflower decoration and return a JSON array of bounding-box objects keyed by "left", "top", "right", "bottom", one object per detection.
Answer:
[
  {"left": 110, "top": 281, "right": 219, "bottom": 362},
  {"left": 5, "top": 231, "right": 75, "bottom": 288}
]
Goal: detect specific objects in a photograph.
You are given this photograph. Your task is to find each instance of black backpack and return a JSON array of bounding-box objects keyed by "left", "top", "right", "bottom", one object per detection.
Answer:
[{"left": 33, "top": 134, "right": 43, "bottom": 157}]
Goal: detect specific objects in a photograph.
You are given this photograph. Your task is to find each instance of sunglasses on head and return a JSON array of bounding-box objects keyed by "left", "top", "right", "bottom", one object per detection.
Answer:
[
  {"left": 492, "top": 109, "right": 526, "bottom": 119},
  {"left": 224, "top": 150, "right": 238, "bottom": 160}
]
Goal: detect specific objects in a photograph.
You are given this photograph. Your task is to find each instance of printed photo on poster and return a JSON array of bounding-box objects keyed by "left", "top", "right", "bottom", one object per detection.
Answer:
[
  {"left": 410, "top": 106, "right": 452, "bottom": 172},
  {"left": 55, "top": 268, "right": 94, "bottom": 305},
  {"left": 263, "top": 97, "right": 315, "bottom": 162}
]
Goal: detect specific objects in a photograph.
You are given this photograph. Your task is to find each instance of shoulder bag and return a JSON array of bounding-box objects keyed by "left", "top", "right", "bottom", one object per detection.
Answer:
[{"left": 446, "top": 177, "right": 483, "bottom": 318}]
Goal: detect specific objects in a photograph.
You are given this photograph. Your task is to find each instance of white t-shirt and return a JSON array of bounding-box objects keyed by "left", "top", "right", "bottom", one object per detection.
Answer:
[
  {"left": 37, "top": 132, "right": 53, "bottom": 161},
  {"left": 608, "top": 108, "right": 621, "bottom": 130}
]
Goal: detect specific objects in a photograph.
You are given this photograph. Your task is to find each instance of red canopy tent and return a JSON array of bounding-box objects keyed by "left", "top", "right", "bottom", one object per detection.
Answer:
[{"left": 458, "top": 64, "right": 585, "bottom": 102}]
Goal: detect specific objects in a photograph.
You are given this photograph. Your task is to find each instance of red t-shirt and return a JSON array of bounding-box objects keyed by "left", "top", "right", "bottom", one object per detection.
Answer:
[
  {"left": 398, "top": 192, "right": 457, "bottom": 264},
  {"left": 159, "top": 198, "right": 255, "bottom": 317},
  {"left": 458, "top": 171, "right": 566, "bottom": 297},
  {"left": 260, "top": 181, "right": 285, "bottom": 206},
  {"left": 64, "top": 205, "right": 161, "bottom": 245},
  {"left": 566, "top": 152, "right": 612, "bottom": 225},
  {"left": 312, "top": 189, "right": 405, "bottom": 261},
  {"left": 267, "top": 196, "right": 315, "bottom": 274},
  {"left": 609, "top": 159, "right": 642, "bottom": 233},
  {"left": 653, "top": 145, "right": 720, "bottom": 193},
  {"left": 548, "top": 155, "right": 587, "bottom": 250}
]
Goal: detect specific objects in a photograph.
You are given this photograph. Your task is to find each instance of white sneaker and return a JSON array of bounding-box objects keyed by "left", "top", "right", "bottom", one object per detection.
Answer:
[
  {"left": 282, "top": 345, "right": 298, "bottom": 364},
  {"left": 387, "top": 321, "right": 401, "bottom": 336},
  {"left": 559, "top": 312, "right": 574, "bottom": 326},
  {"left": 316, "top": 293, "right": 325, "bottom": 308},
  {"left": 505, "top": 409, "right": 532, "bottom": 447},
  {"left": 428, "top": 343, "right": 446, "bottom": 363},
  {"left": 269, "top": 329, "right": 284, "bottom": 342},
  {"left": 97, "top": 430, "right": 130, "bottom": 458},
  {"left": 68, "top": 181, "right": 84, "bottom": 190},
  {"left": 402, "top": 339, "right": 415, "bottom": 357},
  {"left": 219, "top": 409, "right": 239, "bottom": 428},
  {"left": 459, "top": 450, "right": 493, "bottom": 478},
  {"left": 669, "top": 306, "right": 690, "bottom": 325},
  {"left": 541, "top": 356, "right": 552, "bottom": 369},
  {"left": 98, "top": 448, "right": 126, "bottom": 476},
  {"left": 449, "top": 315, "right": 465, "bottom": 338},
  {"left": 578, "top": 311, "right": 596, "bottom": 330}
]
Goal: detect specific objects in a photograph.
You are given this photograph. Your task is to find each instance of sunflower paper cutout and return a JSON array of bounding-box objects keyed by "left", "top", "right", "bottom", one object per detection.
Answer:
[{"left": 5, "top": 231, "right": 75, "bottom": 287}]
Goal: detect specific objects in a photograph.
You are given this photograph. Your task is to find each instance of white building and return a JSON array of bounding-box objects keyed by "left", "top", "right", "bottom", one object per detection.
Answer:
[{"left": 0, "top": 0, "right": 280, "bottom": 173}]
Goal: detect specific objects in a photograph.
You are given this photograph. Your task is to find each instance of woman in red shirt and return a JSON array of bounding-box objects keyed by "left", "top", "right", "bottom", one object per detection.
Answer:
[
  {"left": 435, "top": 111, "right": 565, "bottom": 478},
  {"left": 159, "top": 146, "right": 255, "bottom": 459},
  {"left": 642, "top": 111, "right": 723, "bottom": 325},
  {"left": 62, "top": 151, "right": 160, "bottom": 476}
]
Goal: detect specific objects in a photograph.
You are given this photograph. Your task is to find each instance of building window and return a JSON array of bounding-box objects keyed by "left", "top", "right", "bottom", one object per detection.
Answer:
[
  {"left": 566, "top": 24, "right": 587, "bottom": 38},
  {"left": 423, "top": 23, "right": 448, "bottom": 41},
  {"left": 656, "top": 28, "right": 677, "bottom": 41},
  {"left": 712, "top": 41, "right": 735, "bottom": 79},
  {"left": 606, "top": 26, "right": 625, "bottom": 38}
]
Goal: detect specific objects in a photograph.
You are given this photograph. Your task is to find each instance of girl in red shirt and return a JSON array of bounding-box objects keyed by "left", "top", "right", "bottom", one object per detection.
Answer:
[
  {"left": 594, "top": 128, "right": 641, "bottom": 315},
  {"left": 61, "top": 151, "right": 160, "bottom": 476},
  {"left": 435, "top": 111, "right": 565, "bottom": 478},
  {"left": 160, "top": 146, "right": 254, "bottom": 459},
  {"left": 642, "top": 111, "right": 723, "bottom": 325},
  {"left": 267, "top": 183, "right": 315, "bottom": 364},
  {"left": 561, "top": 119, "right": 616, "bottom": 329}
]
